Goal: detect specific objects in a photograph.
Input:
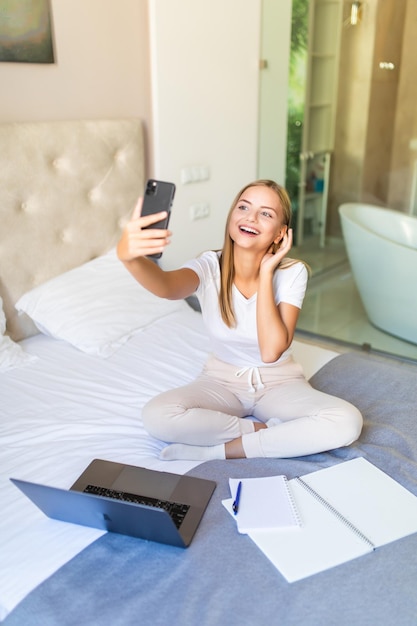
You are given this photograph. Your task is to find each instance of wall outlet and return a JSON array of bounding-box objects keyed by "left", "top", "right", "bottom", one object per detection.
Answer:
[
  {"left": 190, "top": 203, "right": 210, "bottom": 220},
  {"left": 181, "top": 165, "right": 210, "bottom": 184}
]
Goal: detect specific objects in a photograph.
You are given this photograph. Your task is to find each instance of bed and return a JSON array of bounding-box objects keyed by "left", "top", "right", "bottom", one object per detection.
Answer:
[{"left": 1, "top": 120, "right": 417, "bottom": 625}]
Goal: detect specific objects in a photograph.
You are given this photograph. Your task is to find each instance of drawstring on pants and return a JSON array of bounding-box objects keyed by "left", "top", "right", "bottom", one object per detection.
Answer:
[{"left": 235, "top": 366, "right": 265, "bottom": 393}]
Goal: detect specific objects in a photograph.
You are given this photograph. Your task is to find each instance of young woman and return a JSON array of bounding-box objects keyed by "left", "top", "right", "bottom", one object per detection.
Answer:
[{"left": 117, "top": 180, "right": 362, "bottom": 461}]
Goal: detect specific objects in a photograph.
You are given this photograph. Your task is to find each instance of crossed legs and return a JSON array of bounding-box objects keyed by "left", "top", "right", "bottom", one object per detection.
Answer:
[{"left": 142, "top": 370, "right": 362, "bottom": 461}]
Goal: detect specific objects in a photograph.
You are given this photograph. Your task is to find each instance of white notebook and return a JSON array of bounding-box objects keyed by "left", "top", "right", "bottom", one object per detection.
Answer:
[
  {"left": 223, "top": 475, "right": 301, "bottom": 533},
  {"left": 223, "top": 457, "right": 417, "bottom": 582},
  {"left": 243, "top": 457, "right": 417, "bottom": 582}
]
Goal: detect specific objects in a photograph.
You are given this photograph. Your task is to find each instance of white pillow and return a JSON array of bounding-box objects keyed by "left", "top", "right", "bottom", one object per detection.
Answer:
[
  {"left": 15, "top": 250, "right": 187, "bottom": 358},
  {"left": 0, "top": 297, "right": 37, "bottom": 372}
]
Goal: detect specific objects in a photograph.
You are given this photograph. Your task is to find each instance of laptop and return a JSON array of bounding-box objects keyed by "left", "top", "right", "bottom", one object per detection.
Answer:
[{"left": 10, "top": 458, "right": 216, "bottom": 548}]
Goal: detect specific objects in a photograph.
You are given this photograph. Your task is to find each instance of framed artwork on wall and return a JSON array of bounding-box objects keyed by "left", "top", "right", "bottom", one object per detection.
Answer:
[{"left": 0, "top": 0, "right": 55, "bottom": 63}]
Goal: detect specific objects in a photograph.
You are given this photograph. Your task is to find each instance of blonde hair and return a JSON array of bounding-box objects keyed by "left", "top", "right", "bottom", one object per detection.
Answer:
[{"left": 218, "top": 179, "right": 307, "bottom": 327}]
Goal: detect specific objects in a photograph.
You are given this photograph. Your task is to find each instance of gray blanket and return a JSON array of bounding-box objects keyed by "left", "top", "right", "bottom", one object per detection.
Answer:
[{"left": 4, "top": 352, "right": 417, "bottom": 626}]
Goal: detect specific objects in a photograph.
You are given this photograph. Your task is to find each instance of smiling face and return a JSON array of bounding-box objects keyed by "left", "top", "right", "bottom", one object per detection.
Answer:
[{"left": 228, "top": 184, "right": 287, "bottom": 252}]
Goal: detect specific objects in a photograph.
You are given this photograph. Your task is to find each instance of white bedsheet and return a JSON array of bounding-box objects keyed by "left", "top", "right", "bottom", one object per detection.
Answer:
[{"left": 0, "top": 305, "right": 338, "bottom": 621}]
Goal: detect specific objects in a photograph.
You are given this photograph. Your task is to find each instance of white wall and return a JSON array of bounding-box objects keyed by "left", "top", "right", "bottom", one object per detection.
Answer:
[
  {"left": 149, "top": 0, "right": 262, "bottom": 267},
  {"left": 258, "top": 0, "right": 292, "bottom": 184},
  {"left": 0, "top": 0, "right": 153, "bottom": 170}
]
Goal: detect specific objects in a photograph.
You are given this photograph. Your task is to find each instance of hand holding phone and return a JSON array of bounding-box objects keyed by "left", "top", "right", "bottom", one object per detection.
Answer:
[
  {"left": 141, "top": 179, "right": 175, "bottom": 258},
  {"left": 117, "top": 179, "right": 175, "bottom": 262}
]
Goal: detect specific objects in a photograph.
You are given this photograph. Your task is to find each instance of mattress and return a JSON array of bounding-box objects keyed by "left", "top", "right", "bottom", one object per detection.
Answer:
[
  {"left": 5, "top": 349, "right": 417, "bottom": 625},
  {"left": 0, "top": 304, "right": 338, "bottom": 621}
]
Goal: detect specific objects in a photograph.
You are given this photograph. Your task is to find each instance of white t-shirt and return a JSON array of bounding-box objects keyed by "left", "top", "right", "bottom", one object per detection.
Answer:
[{"left": 182, "top": 251, "right": 308, "bottom": 367}]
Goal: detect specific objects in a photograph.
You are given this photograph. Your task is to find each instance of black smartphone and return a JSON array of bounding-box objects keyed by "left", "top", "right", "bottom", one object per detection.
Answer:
[{"left": 141, "top": 179, "right": 176, "bottom": 258}]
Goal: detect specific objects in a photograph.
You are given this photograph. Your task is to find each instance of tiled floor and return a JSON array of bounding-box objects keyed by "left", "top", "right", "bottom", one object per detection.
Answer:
[{"left": 293, "top": 237, "right": 417, "bottom": 363}]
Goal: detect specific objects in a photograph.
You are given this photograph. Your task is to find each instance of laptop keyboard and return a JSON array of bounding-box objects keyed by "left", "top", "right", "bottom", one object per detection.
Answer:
[{"left": 83, "top": 484, "right": 190, "bottom": 529}]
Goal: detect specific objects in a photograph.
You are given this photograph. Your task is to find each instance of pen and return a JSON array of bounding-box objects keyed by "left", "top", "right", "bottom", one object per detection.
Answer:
[{"left": 232, "top": 481, "right": 242, "bottom": 515}]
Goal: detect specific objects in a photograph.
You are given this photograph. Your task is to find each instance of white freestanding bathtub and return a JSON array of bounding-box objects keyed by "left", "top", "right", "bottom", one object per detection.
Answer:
[{"left": 339, "top": 203, "right": 417, "bottom": 344}]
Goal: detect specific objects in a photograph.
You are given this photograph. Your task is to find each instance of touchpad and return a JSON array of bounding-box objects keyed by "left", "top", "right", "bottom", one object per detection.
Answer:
[{"left": 111, "top": 466, "right": 182, "bottom": 500}]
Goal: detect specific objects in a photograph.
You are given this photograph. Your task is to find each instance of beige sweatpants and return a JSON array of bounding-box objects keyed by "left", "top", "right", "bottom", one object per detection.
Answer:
[{"left": 142, "top": 355, "right": 363, "bottom": 459}]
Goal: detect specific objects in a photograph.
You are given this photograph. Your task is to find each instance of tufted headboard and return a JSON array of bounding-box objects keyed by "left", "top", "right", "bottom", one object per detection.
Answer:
[{"left": 0, "top": 119, "right": 145, "bottom": 341}]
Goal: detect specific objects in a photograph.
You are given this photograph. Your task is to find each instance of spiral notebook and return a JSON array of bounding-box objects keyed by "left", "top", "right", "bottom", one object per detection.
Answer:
[
  {"left": 245, "top": 457, "right": 417, "bottom": 582},
  {"left": 223, "top": 475, "right": 301, "bottom": 533}
]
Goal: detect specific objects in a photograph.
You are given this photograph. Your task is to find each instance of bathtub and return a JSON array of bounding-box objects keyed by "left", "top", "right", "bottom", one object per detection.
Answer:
[{"left": 339, "top": 203, "right": 417, "bottom": 344}]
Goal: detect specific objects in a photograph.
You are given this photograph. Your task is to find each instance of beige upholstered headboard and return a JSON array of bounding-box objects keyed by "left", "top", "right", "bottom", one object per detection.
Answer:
[{"left": 0, "top": 119, "right": 145, "bottom": 341}]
